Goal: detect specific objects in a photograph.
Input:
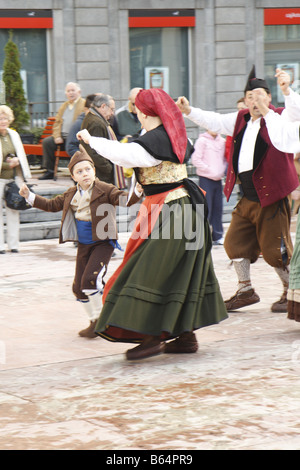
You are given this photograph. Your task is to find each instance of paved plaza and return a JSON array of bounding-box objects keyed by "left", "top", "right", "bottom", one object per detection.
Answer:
[{"left": 1, "top": 220, "right": 300, "bottom": 450}]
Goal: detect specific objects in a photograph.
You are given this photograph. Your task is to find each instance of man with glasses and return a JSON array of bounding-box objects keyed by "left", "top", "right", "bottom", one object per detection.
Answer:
[
  {"left": 112, "top": 88, "right": 142, "bottom": 141},
  {"left": 80, "top": 94, "right": 116, "bottom": 184}
]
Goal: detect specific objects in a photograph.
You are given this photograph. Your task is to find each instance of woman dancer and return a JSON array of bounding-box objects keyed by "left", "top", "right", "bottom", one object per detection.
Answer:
[{"left": 77, "top": 88, "right": 228, "bottom": 360}]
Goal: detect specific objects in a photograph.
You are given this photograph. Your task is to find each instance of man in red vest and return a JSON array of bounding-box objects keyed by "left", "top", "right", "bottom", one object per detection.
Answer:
[{"left": 177, "top": 67, "right": 300, "bottom": 313}]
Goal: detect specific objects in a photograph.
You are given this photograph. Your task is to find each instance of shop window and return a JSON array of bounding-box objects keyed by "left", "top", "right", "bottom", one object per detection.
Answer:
[
  {"left": 129, "top": 27, "right": 189, "bottom": 98},
  {"left": 0, "top": 29, "right": 48, "bottom": 121},
  {"left": 265, "top": 9, "right": 300, "bottom": 106}
]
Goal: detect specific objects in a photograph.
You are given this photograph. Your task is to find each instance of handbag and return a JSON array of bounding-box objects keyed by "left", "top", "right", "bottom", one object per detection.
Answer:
[{"left": 4, "top": 180, "right": 34, "bottom": 211}]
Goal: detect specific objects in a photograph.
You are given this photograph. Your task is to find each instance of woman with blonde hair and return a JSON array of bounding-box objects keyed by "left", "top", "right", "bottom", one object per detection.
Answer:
[{"left": 0, "top": 105, "right": 31, "bottom": 253}]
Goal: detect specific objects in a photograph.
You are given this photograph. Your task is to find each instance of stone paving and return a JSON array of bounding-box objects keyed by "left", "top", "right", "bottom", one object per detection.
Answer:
[{"left": 1, "top": 219, "right": 300, "bottom": 450}]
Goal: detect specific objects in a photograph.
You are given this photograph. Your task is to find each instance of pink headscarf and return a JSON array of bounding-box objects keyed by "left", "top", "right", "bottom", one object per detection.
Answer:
[{"left": 135, "top": 88, "right": 187, "bottom": 164}]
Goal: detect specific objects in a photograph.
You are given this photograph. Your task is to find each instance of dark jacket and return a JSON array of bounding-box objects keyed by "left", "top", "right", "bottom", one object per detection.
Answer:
[
  {"left": 66, "top": 112, "right": 85, "bottom": 157},
  {"left": 80, "top": 109, "right": 114, "bottom": 184}
]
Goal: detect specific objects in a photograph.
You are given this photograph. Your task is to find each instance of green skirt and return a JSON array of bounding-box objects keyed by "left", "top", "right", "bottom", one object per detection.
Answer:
[
  {"left": 289, "top": 214, "right": 300, "bottom": 291},
  {"left": 95, "top": 197, "right": 228, "bottom": 343}
]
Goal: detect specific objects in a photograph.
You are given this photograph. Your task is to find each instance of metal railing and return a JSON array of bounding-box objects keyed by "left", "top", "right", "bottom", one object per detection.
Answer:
[
  {"left": 28, "top": 100, "right": 64, "bottom": 128},
  {"left": 27, "top": 98, "right": 128, "bottom": 128}
]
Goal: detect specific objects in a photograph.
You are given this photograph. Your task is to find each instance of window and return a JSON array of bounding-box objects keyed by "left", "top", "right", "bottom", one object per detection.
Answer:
[
  {"left": 129, "top": 27, "right": 189, "bottom": 98},
  {"left": 264, "top": 9, "right": 300, "bottom": 107},
  {"left": 0, "top": 29, "right": 49, "bottom": 120}
]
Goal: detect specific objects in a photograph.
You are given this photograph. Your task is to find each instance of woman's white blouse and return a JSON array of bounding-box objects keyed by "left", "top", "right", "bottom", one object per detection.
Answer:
[{"left": 89, "top": 137, "right": 162, "bottom": 168}]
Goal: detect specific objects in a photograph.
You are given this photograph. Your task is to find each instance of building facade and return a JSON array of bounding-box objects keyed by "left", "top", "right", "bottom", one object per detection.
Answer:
[{"left": 0, "top": 0, "right": 300, "bottom": 137}]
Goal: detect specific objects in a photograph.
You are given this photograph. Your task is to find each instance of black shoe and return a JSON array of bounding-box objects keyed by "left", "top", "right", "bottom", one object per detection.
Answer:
[
  {"left": 10, "top": 249, "right": 19, "bottom": 253},
  {"left": 39, "top": 171, "right": 54, "bottom": 180},
  {"left": 0, "top": 250, "right": 5, "bottom": 254}
]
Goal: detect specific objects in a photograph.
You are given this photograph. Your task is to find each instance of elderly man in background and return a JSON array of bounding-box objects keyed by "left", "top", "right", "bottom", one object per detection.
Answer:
[
  {"left": 80, "top": 94, "right": 118, "bottom": 185},
  {"left": 112, "top": 87, "right": 142, "bottom": 141},
  {"left": 39, "top": 82, "right": 85, "bottom": 180}
]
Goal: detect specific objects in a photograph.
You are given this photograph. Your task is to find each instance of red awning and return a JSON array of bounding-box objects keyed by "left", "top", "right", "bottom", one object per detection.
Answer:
[
  {"left": 264, "top": 8, "right": 300, "bottom": 25},
  {"left": 0, "top": 10, "right": 53, "bottom": 28},
  {"left": 129, "top": 9, "right": 195, "bottom": 28}
]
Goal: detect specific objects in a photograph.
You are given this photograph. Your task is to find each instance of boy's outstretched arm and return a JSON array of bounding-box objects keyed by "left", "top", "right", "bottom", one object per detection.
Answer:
[{"left": 19, "top": 183, "right": 30, "bottom": 199}]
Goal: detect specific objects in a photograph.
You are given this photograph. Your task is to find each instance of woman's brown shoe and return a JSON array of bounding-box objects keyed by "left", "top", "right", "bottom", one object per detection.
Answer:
[
  {"left": 165, "top": 332, "right": 198, "bottom": 354},
  {"left": 126, "top": 336, "right": 165, "bottom": 360}
]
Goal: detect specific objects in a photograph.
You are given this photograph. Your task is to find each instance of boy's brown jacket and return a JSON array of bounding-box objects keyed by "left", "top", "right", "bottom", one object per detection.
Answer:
[{"left": 33, "top": 178, "right": 141, "bottom": 243}]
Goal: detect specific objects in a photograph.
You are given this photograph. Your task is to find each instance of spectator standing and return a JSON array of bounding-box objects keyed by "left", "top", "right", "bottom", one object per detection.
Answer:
[
  {"left": 191, "top": 129, "right": 227, "bottom": 244},
  {"left": 0, "top": 105, "right": 31, "bottom": 253},
  {"left": 112, "top": 87, "right": 142, "bottom": 141},
  {"left": 66, "top": 94, "right": 97, "bottom": 157}
]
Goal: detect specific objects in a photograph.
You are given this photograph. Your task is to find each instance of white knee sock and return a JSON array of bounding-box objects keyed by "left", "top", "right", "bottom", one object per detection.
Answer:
[
  {"left": 80, "top": 291, "right": 103, "bottom": 322},
  {"left": 233, "top": 258, "right": 252, "bottom": 292},
  {"left": 274, "top": 266, "right": 289, "bottom": 293}
]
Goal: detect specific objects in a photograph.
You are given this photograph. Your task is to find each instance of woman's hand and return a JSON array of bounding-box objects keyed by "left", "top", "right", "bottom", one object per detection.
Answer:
[
  {"left": 7, "top": 156, "right": 19, "bottom": 168},
  {"left": 76, "top": 129, "right": 92, "bottom": 144},
  {"left": 19, "top": 183, "right": 30, "bottom": 199},
  {"left": 135, "top": 182, "right": 143, "bottom": 194}
]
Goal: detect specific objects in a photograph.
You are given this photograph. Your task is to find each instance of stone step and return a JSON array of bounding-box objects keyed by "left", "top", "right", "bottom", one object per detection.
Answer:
[
  {"left": 14, "top": 205, "right": 235, "bottom": 242},
  {"left": 19, "top": 220, "right": 61, "bottom": 242},
  {"left": 3, "top": 175, "right": 237, "bottom": 241},
  {"left": 6, "top": 214, "right": 133, "bottom": 242}
]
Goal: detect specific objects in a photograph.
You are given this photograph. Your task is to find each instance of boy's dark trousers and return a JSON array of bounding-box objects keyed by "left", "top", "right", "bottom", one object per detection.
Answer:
[{"left": 73, "top": 240, "right": 114, "bottom": 300}]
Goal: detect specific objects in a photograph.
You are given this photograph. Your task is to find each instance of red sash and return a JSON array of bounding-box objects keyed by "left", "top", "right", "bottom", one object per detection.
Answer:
[{"left": 103, "top": 188, "right": 178, "bottom": 303}]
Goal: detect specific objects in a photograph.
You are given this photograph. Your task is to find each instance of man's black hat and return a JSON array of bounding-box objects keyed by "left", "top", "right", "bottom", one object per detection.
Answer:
[{"left": 244, "top": 65, "right": 270, "bottom": 94}]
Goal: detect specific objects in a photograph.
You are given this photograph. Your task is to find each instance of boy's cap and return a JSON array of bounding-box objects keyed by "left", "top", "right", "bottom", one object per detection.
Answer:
[{"left": 68, "top": 150, "right": 95, "bottom": 174}]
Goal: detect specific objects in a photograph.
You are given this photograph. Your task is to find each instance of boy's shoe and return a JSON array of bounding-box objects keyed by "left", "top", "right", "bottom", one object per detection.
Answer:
[{"left": 78, "top": 320, "right": 98, "bottom": 338}]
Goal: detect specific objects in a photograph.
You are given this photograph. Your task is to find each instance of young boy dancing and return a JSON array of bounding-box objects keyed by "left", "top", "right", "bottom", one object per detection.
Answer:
[{"left": 19, "top": 150, "right": 142, "bottom": 338}]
